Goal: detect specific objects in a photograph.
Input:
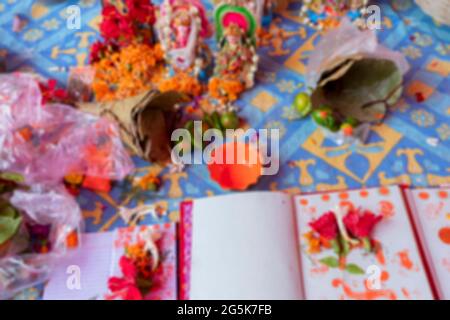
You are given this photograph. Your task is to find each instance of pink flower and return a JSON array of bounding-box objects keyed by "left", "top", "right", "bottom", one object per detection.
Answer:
[
  {"left": 343, "top": 209, "right": 382, "bottom": 238},
  {"left": 309, "top": 212, "right": 338, "bottom": 240}
]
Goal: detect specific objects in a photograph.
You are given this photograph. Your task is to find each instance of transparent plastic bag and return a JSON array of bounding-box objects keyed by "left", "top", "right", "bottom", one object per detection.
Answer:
[
  {"left": 0, "top": 73, "right": 134, "bottom": 185},
  {"left": 0, "top": 187, "right": 81, "bottom": 299},
  {"left": 306, "top": 18, "right": 410, "bottom": 89},
  {"left": 0, "top": 73, "right": 134, "bottom": 299}
]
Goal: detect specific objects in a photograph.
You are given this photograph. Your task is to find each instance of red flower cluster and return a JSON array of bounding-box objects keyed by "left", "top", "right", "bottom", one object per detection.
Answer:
[
  {"left": 309, "top": 208, "right": 382, "bottom": 241},
  {"left": 39, "top": 79, "right": 70, "bottom": 105},
  {"left": 91, "top": 1, "right": 156, "bottom": 63},
  {"left": 309, "top": 212, "right": 338, "bottom": 240},
  {"left": 100, "top": 5, "right": 133, "bottom": 44},
  {"left": 126, "top": 0, "right": 155, "bottom": 25},
  {"left": 107, "top": 239, "right": 165, "bottom": 300},
  {"left": 98, "top": 0, "right": 155, "bottom": 45}
]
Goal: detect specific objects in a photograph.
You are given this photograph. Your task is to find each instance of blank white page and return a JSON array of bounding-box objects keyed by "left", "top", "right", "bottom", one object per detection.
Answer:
[
  {"left": 189, "top": 192, "right": 303, "bottom": 300},
  {"left": 407, "top": 188, "right": 450, "bottom": 300},
  {"left": 43, "top": 231, "right": 114, "bottom": 300}
]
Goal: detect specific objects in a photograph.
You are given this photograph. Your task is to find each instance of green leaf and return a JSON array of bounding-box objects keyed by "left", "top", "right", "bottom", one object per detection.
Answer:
[
  {"left": 0, "top": 215, "right": 22, "bottom": 245},
  {"left": 0, "top": 205, "right": 18, "bottom": 219},
  {"left": 311, "top": 58, "right": 403, "bottom": 123},
  {"left": 345, "top": 263, "right": 365, "bottom": 275},
  {"left": 319, "top": 256, "right": 339, "bottom": 268},
  {"left": 0, "top": 172, "right": 24, "bottom": 183}
]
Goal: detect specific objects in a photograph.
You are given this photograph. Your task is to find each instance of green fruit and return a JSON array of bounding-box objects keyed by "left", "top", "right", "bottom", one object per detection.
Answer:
[
  {"left": 220, "top": 111, "right": 239, "bottom": 130},
  {"left": 312, "top": 107, "right": 340, "bottom": 132},
  {"left": 340, "top": 123, "right": 354, "bottom": 136},
  {"left": 293, "top": 92, "right": 312, "bottom": 118},
  {"left": 344, "top": 116, "right": 359, "bottom": 128}
]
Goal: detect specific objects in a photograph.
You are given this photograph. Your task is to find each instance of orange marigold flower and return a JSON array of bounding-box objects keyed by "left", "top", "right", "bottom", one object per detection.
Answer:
[
  {"left": 92, "top": 43, "right": 165, "bottom": 102},
  {"left": 304, "top": 231, "right": 322, "bottom": 254},
  {"left": 208, "top": 77, "right": 245, "bottom": 104}
]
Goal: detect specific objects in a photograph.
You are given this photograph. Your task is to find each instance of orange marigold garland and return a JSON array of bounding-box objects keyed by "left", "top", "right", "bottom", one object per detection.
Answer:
[
  {"left": 92, "top": 43, "right": 165, "bottom": 102},
  {"left": 90, "top": 1, "right": 165, "bottom": 102},
  {"left": 208, "top": 77, "right": 245, "bottom": 104},
  {"left": 158, "top": 71, "right": 203, "bottom": 97}
]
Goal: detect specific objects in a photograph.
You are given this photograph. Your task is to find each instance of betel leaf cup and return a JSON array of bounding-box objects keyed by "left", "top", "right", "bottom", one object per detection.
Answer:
[
  {"left": 306, "top": 18, "right": 409, "bottom": 125},
  {"left": 207, "top": 142, "right": 262, "bottom": 191},
  {"left": 78, "top": 90, "right": 190, "bottom": 163}
]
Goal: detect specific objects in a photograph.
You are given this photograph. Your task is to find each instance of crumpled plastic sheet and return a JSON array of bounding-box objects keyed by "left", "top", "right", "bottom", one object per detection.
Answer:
[{"left": 0, "top": 73, "right": 134, "bottom": 299}]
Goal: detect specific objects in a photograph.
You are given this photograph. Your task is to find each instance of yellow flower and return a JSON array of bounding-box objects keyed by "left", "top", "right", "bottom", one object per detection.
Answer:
[{"left": 304, "top": 231, "right": 322, "bottom": 254}]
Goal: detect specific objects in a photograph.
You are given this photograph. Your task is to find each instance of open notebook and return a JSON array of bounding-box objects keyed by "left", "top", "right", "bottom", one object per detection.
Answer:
[
  {"left": 406, "top": 188, "right": 450, "bottom": 300},
  {"left": 43, "top": 224, "right": 177, "bottom": 300},
  {"left": 179, "top": 186, "right": 436, "bottom": 300}
]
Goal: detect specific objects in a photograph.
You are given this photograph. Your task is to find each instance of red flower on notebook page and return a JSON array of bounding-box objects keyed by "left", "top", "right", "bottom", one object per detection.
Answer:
[
  {"left": 107, "top": 256, "right": 143, "bottom": 300},
  {"left": 306, "top": 206, "right": 384, "bottom": 275},
  {"left": 309, "top": 212, "right": 339, "bottom": 240},
  {"left": 106, "top": 233, "right": 165, "bottom": 300},
  {"left": 344, "top": 209, "right": 383, "bottom": 239}
]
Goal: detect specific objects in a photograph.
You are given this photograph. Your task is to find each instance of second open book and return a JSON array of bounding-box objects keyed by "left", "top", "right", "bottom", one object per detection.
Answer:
[{"left": 180, "top": 186, "right": 448, "bottom": 300}]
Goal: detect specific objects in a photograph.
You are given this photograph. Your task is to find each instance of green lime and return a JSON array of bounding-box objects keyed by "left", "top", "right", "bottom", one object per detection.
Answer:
[
  {"left": 220, "top": 111, "right": 239, "bottom": 130},
  {"left": 344, "top": 116, "right": 359, "bottom": 128},
  {"left": 293, "top": 92, "right": 312, "bottom": 118}
]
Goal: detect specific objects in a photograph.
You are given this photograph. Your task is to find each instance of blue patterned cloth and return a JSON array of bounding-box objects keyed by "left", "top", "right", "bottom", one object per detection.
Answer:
[{"left": 0, "top": 0, "right": 449, "bottom": 299}]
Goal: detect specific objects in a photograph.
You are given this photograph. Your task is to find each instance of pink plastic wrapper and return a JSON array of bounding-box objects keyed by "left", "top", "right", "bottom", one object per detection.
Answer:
[
  {"left": 0, "top": 73, "right": 134, "bottom": 185},
  {"left": 0, "top": 73, "right": 134, "bottom": 298}
]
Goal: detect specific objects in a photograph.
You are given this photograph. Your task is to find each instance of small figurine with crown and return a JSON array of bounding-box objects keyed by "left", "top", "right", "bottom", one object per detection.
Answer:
[
  {"left": 214, "top": 0, "right": 273, "bottom": 27},
  {"left": 261, "top": 0, "right": 275, "bottom": 27},
  {"left": 157, "top": 0, "right": 213, "bottom": 97},
  {"left": 208, "top": 4, "right": 259, "bottom": 105},
  {"left": 299, "top": 0, "right": 369, "bottom": 31}
]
